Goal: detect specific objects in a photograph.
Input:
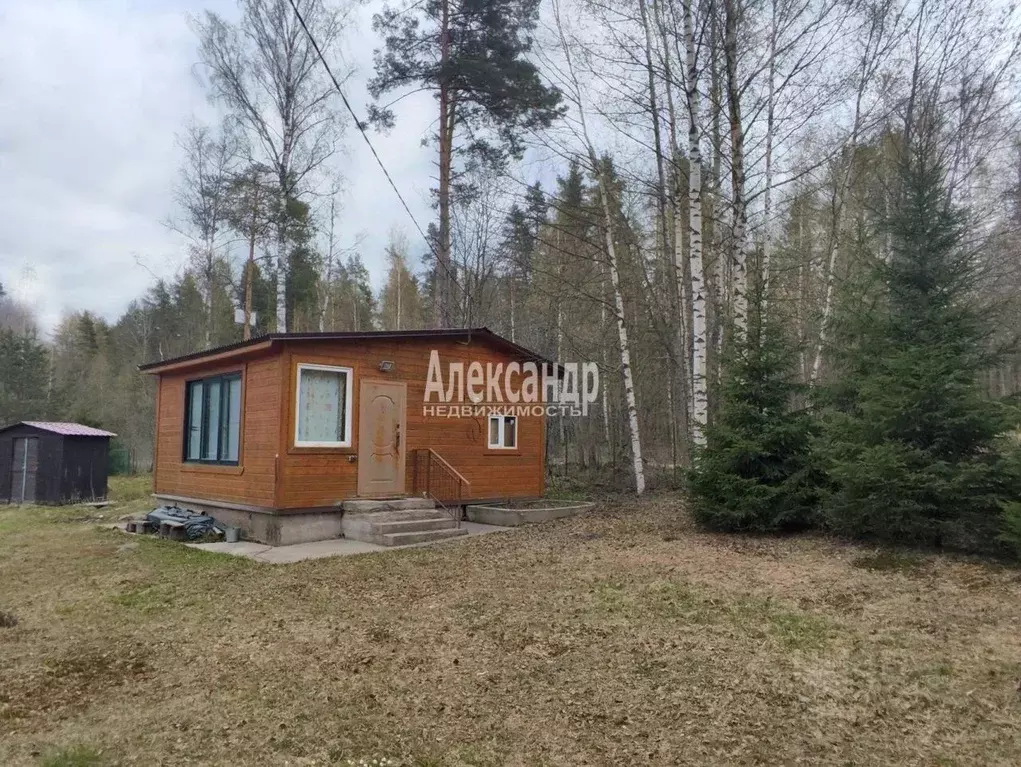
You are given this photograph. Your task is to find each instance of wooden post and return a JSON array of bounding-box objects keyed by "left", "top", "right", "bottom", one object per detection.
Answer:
[{"left": 426, "top": 451, "right": 432, "bottom": 497}]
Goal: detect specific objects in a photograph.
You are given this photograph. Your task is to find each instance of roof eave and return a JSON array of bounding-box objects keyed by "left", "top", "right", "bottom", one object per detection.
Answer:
[
  {"left": 138, "top": 338, "right": 276, "bottom": 374},
  {"left": 137, "top": 328, "right": 553, "bottom": 374}
]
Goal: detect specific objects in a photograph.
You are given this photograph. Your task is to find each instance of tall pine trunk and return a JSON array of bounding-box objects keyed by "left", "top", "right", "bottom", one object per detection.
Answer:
[
  {"left": 436, "top": 0, "right": 454, "bottom": 327},
  {"left": 724, "top": 0, "right": 749, "bottom": 339},
  {"left": 761, "top": 0, "right": 777, "bottom": 314}
]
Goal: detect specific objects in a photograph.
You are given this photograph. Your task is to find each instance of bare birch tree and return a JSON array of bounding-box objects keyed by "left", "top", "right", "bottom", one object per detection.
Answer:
[
  {"left": 195, "top": 0, "right": 350, "bottom": 332},
  {"left": 553, "top": 0, "right": 647, "bottom": 494},
  {"left": 810, "top": 0, "right": 906, "bottom": 382},
  {"left": 169, "top": 121, "right": 238, "bottom": 349}
]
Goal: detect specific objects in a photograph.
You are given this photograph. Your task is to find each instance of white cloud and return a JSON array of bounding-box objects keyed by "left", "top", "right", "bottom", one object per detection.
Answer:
[{"left": 0, "top": 0, "right": 437, "bottom": 337}]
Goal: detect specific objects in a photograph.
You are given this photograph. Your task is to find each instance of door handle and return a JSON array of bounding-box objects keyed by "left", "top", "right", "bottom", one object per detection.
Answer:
[{"left": 395, "top": 423, "right": 401, "bottom": 453}]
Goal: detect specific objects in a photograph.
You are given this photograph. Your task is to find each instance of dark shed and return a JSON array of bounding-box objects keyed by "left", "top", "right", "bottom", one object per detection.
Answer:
[{"left": 0, "top": 422, "right": 116, "bottom": 505}]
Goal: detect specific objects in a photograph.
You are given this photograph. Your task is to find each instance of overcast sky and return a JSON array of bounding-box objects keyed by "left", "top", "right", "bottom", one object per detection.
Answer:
[{"left": 0, "top": 0, "right": 438, "bottom": 336}]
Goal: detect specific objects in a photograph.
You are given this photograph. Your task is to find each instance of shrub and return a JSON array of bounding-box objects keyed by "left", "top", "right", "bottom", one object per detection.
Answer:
[
  {"left": 689, "top": 318, "right": 819, "bottom": 533},
  {"left": 999, "top": 501, "right": 1021, "bottom": 558}
]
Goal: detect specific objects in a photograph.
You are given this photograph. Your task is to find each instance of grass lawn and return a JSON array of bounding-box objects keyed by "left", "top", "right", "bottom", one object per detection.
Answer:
[{"left": 2, "top": 477, "right": 1020, "bottom": 765}]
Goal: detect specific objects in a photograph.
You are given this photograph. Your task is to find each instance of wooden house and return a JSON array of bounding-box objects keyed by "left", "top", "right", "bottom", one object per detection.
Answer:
[
  {"left": 0, "top": 421, "right": 116, "bottom": 504},
  {"left": 139, "top": 329, "right": 550, "bottom": 545}
]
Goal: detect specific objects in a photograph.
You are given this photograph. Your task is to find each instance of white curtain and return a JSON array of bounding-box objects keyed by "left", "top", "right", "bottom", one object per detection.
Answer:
[{"left": 298, "top": 369, "right": 346, "bottom": 443}]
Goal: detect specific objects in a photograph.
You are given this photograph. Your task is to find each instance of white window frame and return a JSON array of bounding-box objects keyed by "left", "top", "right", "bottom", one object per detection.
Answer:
[
  {"left": 488, "top": 414, "right": 518, "bottom": 449},
  {"left": 294, "top": 363, "right": 354, "bottom": 448}
]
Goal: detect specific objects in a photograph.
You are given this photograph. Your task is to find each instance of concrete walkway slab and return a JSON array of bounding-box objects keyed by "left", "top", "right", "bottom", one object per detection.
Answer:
[{"left": 186, "top": 520, "right": 510, "bottom": 564}]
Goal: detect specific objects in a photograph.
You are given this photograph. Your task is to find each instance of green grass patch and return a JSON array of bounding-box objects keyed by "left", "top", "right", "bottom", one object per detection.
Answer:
[
  {"left": 589, "top": 579, "right": 632, "bottom": 613},
  {"left": 109, "top": 583, "right": 179, "bottom": 613},
  {"left": 851, "top": 549, "right": 926, "bottom": 574},
  {"left": 586, "top": 577, "right": 837, "bottom": 651},
  {"left": 40, "top": 746, "right": 105, "bottom": 767},
  {"left": 767, "top": 610, "right": 835, "bottom": 651},
  {"left": 107, "top": 474, "right": 154, "bottom": 504}
]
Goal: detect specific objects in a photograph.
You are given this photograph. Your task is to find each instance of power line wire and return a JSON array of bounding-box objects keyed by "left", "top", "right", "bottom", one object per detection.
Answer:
[{"left": 283, "top": 0, "right": 469, "bottom": 305}]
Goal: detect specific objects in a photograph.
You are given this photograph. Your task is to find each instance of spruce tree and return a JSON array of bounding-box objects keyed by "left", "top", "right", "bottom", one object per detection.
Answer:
[
  {"left": 817, "top": 129, "right": 1021, "bottom": 551},
  {"left": 689, "top": 293, "right": 819, "bottom": 533},
  {"left": 0, "top": 328, "right": 50, "bottom": 424}
]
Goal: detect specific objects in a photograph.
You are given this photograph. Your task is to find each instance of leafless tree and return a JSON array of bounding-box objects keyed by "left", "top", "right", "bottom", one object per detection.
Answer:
[{"left": 194, "top": 0, "right": 351, "bottom": 331}]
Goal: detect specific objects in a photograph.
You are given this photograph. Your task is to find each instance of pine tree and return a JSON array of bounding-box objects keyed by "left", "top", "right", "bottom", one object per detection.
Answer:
[
  {"left": 368, "top": 0, "right": 563, "bottom": 324},
  {"left": 817, "top": 129, "right": 1021, "bottom": 552},
  {"left": 688, "top": 294, "right": 818, "bottom": 532}
]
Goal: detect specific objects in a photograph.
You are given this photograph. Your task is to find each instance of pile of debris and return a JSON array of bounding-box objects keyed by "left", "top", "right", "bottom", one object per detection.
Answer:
[{"left": 124, "top": 506, "right": 225, "bottom": 542}]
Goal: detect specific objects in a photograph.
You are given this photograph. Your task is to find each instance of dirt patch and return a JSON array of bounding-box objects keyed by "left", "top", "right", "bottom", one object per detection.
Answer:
[{"left": 2, "top": 644, "right": 152, "bottom": 722}]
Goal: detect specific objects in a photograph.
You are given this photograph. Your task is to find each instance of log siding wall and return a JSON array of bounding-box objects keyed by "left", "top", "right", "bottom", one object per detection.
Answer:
[
  {"left": 153, "top": 354, "right": 280, "bottom": 508},
  {"left": 151, "top": 337, "right": 546, "bottom": 511}
]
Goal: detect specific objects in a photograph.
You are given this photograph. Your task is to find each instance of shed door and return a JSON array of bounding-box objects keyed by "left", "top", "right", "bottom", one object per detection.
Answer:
[
  {"left": 11, "top": 437, "right": 39, "bottom": 503},
  {"left": 357, "top": 380, "right": 407, "bottom": 497}
]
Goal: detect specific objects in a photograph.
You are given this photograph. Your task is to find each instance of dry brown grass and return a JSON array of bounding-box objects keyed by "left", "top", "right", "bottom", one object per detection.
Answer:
[{"left": 2, "top": 479, "right": 1021, "bottom": 765}]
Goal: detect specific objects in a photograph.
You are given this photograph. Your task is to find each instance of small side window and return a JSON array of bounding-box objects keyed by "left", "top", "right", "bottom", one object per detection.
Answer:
[{"left": 488, "top": 415, "right": 518, "bottom": 449}]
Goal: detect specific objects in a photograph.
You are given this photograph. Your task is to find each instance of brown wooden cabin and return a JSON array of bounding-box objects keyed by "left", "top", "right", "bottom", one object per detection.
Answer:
[
  {"left": 0, "top": 421, "right": 115, "bottom": 504},
  {"left": 139, "top": 329, "right": 549, "bottom": 544}
]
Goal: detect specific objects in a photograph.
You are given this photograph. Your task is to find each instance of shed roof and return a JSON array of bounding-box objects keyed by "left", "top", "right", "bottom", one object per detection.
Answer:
[
  {"left": 1, "top": 421, "right": 118, "bottom": 438},
  {"left": 138, "top": 328, "right": 552, "bottom": 374}
]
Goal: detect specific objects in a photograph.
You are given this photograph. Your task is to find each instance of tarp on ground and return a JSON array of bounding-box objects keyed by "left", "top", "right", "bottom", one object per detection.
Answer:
[{"left": 145, "top": 506, "right": 222, "bottom": 540}]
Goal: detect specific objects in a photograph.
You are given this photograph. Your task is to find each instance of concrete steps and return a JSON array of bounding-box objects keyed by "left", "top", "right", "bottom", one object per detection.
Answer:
[
  {"left": 340, "top": 501, "right": 465, "bottom": 546},
  {"left": 376, "top": 517, "right": 458, "bottom": 534},
  {"left": 381, "top": 526, "right": 468, "bottom": 546}
]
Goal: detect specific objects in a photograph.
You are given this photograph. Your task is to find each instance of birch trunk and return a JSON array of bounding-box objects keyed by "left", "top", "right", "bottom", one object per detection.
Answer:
[
  {"left": 595, "top": 186, "right": 646, "bottom": 495},
  {"left": 554, "top": 2, "right": 646, "bottom": 494},
  {"left": 707, "top": 0, "right": 726, "bottom": 389},
  {"left": 810, "top": 7, "right": 895, "bottom": 381},
  {"left": 243, "top": 185, "right": 259, "bottom": 341},
  {"left": 641, "top": 0, "right": 687, "bottom": 451},
  {"left": 658, "top": 0, "right": 695, "bottom": 441},
  {"left": 275, "top": 158, "right": 289, "bottom": 332},
  {"left": 810, "top": 93, "right": 865, "bottom": 382},
  {"left": 684, "top": 0, "right": 708, "bottom": 447},
  {"left": 600, "top": 275, "right": 612, "bottom": 458},
  {"left": 556, "top": 287, "right": 566, "bottom": 466},
  {"left": 509, "top": 286, "right": 516, "bottom": 342},
  {"left": 319, "top": 195, "right": 337, "bottom": 332}
]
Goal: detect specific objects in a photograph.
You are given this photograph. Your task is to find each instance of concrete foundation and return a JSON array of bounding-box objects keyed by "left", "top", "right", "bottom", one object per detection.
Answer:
[
  {"left": 342, "top": 498, "right": 435, "bottom": 513},
  {"left": 155, "top": 495, "right": 344, "bottom": 546},
  {"left": 465, "top": 501, "right": 594, "bottom": 527}
]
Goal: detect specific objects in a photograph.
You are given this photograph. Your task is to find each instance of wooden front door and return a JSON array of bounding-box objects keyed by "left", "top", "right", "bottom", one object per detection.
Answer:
[
  {"left": 11, "top": 437, "right": 38, "bottom": 503},
  {"left": 357, "top": 380, "right": 407, "bottom": 497}
]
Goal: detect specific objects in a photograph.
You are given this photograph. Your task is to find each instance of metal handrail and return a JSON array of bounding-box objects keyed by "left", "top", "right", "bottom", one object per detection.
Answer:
[
  {"left": 411, "top": 448, "right": 471, "bottom": 525},
  {"left": 426, "top": 449, "right": 471, "bottom": 493}
]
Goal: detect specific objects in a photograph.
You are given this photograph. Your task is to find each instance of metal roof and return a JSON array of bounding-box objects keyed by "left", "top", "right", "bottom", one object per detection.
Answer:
[
  {"left": 138, "top": 328, "right": 553, "bottom": 373},
  {"left": 5, "top": 421, "right": 117, "bottom": 437}
]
